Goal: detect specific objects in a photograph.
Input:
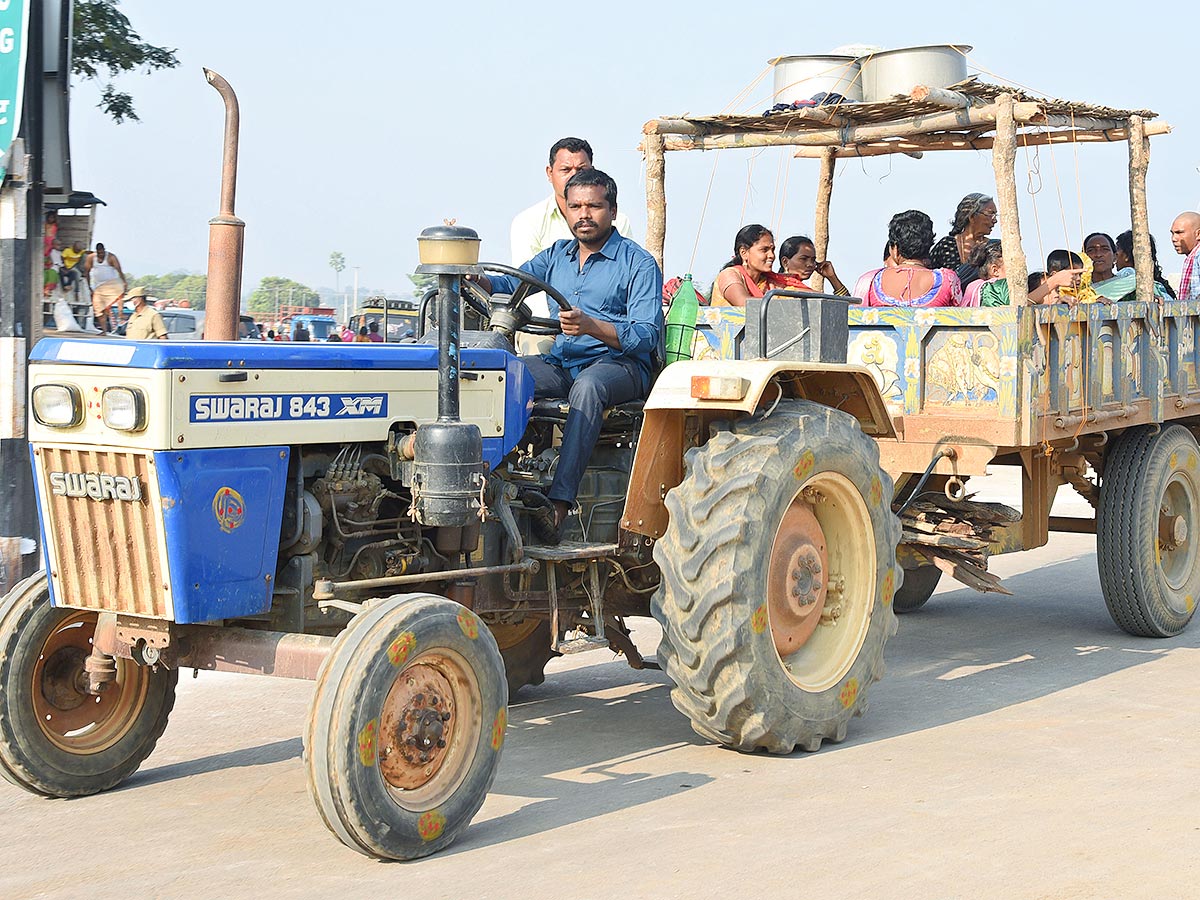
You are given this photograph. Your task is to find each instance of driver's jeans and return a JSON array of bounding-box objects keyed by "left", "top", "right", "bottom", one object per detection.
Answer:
[{"left": 520, "top": 354, "right": 644, "bottom": 507}]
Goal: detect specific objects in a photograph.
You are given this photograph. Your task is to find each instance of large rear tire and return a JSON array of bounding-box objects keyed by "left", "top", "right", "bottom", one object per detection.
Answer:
[
  {"left": 1098, "top": 425, "right": 1200, "bottom": 637},
  {"left": 652, "top": 401, "right": 901, "bottom": 753},
  {"left": 305, "top": 594, "right": 507, "bottom": 860},
  {"left": 0, "top": 572, "right": 177, "bottom": 797}
]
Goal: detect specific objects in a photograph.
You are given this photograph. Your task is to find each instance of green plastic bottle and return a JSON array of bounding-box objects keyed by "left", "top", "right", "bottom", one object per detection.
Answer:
[{"left": 664, "top": 274, "right": 699, "bottom": 365}]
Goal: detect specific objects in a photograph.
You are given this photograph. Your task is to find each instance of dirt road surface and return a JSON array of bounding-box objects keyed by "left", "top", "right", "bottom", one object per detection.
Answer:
[{"left": 3, "top": 472, "right": 1198, "bottom": 899}]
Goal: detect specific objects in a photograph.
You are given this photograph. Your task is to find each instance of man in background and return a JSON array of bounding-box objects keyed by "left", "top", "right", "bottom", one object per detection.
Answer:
[
  {"left": 510, "top": 139, "right": 635, "bottom": 355},
  {"left": 1171, "top": 211, "right": 1200, "bottom": 302},
  {"left": 123, "top": 287, "right": 167, "bottom": 340}
]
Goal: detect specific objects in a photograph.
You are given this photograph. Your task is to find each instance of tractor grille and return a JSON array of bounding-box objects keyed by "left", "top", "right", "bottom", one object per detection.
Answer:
[{"left": 38, "top": 446, "right": 171, "bottom": 618}]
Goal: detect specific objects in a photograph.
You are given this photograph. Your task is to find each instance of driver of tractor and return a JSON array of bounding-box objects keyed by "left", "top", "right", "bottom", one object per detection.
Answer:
[{"left": 474, "top": 167, "right": 663, "bottom": 543}]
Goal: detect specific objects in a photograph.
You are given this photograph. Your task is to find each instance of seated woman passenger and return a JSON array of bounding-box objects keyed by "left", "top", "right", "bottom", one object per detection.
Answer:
[
  {"left": 1114, "top": 230, "right": 1176, "bottom": 300},
  {"left": 962, "top": 240, "right": 1010, "bottom": 307},
  {"left": 1029, "top": 250, "right": 1091, "bottom": 305},
  {"left": 1083, "top": 232, "right": 1137, "bottom": 301},
  {"left": 860, "top": 210, "right": 964, "bottom": 307},
  {"left": 776, "top": 235, "right": 850, "bottom": 296},
  {"left": 711, "top": 224, "right": 780, "bottom": 307}
]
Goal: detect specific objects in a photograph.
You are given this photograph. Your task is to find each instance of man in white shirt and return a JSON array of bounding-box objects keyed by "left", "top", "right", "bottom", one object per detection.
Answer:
[{"left": 510, "top": 138, "right": 633, "bottom": 309}]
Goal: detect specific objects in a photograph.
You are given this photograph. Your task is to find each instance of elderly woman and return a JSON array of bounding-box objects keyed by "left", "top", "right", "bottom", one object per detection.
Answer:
[
  {"left": 776, "top": 235, "right": 850, "bottom": 296},
  {"left": 930, "top": 192, "right": 998, "bottom": 272},
  {"left": 711, "top": 224, "right": 781, "bottom": 307},
  {"left": 860, "top": 210, "right": 964, "bottom": 307}
]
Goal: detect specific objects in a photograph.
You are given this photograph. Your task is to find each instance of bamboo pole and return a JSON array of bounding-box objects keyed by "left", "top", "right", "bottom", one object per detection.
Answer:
[
  {"left": 658, "top": 101, "right": 1043, "bottom": 151},
  {"left": 789, "top": 121, "right": 1171, "bottom": 159},
  {"left": 1127, "top": 114, "right": 1154, "bottom": 307},
  {"left": 910, "top": 85, "right": 973, "bottom": 108},
  {"left": 644, "top": 132, "right": 667, "bottom": 270},
  {"left": 812, "top": 148, "right": 836, "bottom": 292},
  {"left": 991, "top": 94, "right": 1029, "bottom": 306}
]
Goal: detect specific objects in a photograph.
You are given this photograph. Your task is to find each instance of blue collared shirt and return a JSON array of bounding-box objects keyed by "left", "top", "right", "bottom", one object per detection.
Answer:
[{"left": 490, "top": 227, "right": 664, "bottom": 390}]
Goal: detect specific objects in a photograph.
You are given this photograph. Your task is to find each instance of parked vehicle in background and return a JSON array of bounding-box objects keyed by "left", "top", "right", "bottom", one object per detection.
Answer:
[
  {"left": 289, "top": 314, "right": 337, "bottom": 341},
  {"left": 116, "top": 307, "right": 205, "bottom": 340},
  {"left": 350, "top": 296, "right": 419, "bottom": 342}
]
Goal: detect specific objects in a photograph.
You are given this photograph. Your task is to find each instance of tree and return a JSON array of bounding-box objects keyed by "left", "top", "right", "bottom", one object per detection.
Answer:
[
  {"left": 130, "top": 271, "right": 207, "bottom": 307},
  {"left": 247, "top": 276, "right": 320, "bottom": 316},
  {"left": 329, "top": 252, "right": 346, "bottom": 291},
  {"left": 72, "top": 1, "right": 181, "bottom": 124},
  {"left": 407, "top": 272, "right": 437, "bottom": 298}
]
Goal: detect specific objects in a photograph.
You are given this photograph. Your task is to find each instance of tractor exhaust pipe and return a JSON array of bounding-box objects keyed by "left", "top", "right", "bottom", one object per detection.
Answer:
[{"left": 203, "top": 68, "right": 245, "bottom": 341}]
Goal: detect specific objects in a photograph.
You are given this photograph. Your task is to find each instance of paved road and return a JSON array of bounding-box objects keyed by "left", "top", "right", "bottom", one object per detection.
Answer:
[{"left": 3, "top": 476, "right": 1198, "bottom": 899}]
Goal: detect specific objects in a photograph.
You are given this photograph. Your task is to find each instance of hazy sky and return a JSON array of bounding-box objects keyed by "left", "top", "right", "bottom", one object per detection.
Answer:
[{"left": 70, "top": 1, "right": 1199, "bottom": 300}]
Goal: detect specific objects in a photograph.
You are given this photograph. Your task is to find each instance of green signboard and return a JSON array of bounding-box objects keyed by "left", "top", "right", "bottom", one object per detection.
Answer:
[{"left": 0, "top": 0, "right": 29, "bottom": 181}]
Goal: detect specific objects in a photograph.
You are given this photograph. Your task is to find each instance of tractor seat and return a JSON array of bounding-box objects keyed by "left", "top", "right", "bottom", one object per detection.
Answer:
[{"left": 530, "top": 398, "right": 645, "bottom": 431}]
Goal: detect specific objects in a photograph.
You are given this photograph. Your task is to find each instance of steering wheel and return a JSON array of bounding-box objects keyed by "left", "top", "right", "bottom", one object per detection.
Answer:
[{"left": 477, "top": 263, "right": 571, "bottom": 336}]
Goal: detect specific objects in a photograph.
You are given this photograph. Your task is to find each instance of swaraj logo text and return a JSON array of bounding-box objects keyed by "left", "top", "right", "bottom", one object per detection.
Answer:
[
  {"left": 189, "top": 394, "right": 388, "bottom": 422},
  {"left": 49, "top": 472, "right": 144, "bottom": 503}
]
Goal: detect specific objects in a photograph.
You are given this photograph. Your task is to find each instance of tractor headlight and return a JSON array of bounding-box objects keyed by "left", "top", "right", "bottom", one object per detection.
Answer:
[
  {"left": 101, "top": 387, "right": 147, "bottom": 432},
  {"left": 31, "top": 384, "right": 83, "bottom": 427}
]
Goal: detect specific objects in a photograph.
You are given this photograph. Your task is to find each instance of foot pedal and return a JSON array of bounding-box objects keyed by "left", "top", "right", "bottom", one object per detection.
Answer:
[{"left": 554, "top": 635, "right": 610, "bottom": 655}]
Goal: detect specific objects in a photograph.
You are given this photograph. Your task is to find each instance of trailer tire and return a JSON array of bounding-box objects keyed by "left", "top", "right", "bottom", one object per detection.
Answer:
[
  {"left": 893, "top": 564, "right": 941, "bottom": 613},
  {"left": 1098, "top": 425, "right": 1200, "bottom": 637},
  {"left": 0, "top": 572, "right": 177, "bottom": 797},
  {"left": 305, "top": 594, "right": 507, "bottom": 860},
  {"left": 652, "top": 401, "right": 901, "bottom": 753}
]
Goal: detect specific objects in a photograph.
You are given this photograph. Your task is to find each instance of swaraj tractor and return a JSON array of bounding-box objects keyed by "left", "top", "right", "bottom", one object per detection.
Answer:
[{"left": 1, "top": 224, "right": 903, "bottom": 860}]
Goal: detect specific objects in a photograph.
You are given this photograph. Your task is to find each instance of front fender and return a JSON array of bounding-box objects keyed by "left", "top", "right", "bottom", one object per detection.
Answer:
[{"left": 621, "top": 361, "right": 894, "bottom": 540}]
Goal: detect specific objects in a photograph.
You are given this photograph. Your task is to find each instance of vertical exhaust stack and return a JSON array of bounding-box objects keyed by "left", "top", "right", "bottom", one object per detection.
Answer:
[
  {"left": 410, "top": 225, "right": 485, "bottom": 527},
  {"left": 203, "top": 68, "right": 244, "bottom": 341}
]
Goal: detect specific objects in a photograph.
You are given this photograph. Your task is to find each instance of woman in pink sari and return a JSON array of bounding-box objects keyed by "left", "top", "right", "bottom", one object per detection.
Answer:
[
  {"left": 711, "top": 225, "right": 785, "bottom": 307},
  {"left": 861, "top": 210, "right": 963, "bottom": 308}
]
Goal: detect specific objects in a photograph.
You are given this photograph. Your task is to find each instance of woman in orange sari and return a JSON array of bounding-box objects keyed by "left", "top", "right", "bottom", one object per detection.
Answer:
[{"left": 711, "top": 225, "right": 783, "bottom": 307}]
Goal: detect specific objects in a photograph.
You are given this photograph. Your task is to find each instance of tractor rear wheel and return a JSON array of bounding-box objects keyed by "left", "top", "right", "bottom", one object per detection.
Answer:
[
  {"left": 652, "top": 401, "right": 901, "bottom": 753},
  {"left": 893, "top": 564, "right": 941, "bottom": 613},
  {"left": 1098, "top": 425, "right": 1200, "bottom": 637},
  {"left": 305, "top": 594, "right": 507, "bottom": 860},
  {"left": 0, "top": 572, "right": 177, "bottom": 797}
]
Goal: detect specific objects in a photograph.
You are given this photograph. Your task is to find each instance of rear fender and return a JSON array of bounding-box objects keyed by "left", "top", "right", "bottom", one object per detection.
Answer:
[{"left": 620, "top": 360, "right": 894, "bottom": 539}]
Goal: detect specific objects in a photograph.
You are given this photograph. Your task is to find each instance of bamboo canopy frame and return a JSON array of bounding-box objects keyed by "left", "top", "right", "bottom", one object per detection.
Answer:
[{"left": 642, "top": 78, "right": 1170, "bottom": 307}]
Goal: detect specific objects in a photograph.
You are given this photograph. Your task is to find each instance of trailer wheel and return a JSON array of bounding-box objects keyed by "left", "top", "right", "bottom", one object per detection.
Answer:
[
  {"left": 1098, "top": 425, "right": 1200, "bottom": 637},
  {"left": 652, "top": 401, "right": 901, "bottom": 753},
  {"left": 893, "top": 564, "right": 941, "bottom": 613},
  {"left": 305, "top": 594, "right": 507, "bottom": 859},
  {"left": 490, "top": 619, "right": 558, "bottom": 697},
  {"left": 0, "top": 572, "right": 177, "bottom": 797}
]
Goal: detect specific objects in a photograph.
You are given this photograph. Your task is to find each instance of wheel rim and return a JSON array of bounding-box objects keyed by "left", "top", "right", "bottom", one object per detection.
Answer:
[
  {"left": 377, "top": 649, "right": 483, "bottom": 812},
  {"left": 1158, "top": 470, "right": 1198, "bottom": 600},
  {"left": 31, "top": 612, "right": 151, "bottom": 754},
  {"left": 768, "top": 472, "right": 875, "bottom": 692}
]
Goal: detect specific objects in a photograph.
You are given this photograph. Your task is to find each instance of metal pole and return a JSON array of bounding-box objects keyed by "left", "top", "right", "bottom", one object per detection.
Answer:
[
  {"left": 353, "top": 266, "right": 360, "bottom": 314},
  {"left": 437, "top": 274, "right": 461, "bottom": 420},
  {"left": 202, "top": 68, "right": 244, "bottom": 341}
]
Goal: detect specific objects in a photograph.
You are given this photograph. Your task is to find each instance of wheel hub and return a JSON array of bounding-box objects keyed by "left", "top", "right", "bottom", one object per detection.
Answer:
[
  {"left": 768, "top": 499, "right": 829, "bottom": 656},
  {"left": 1160, "top": 508, "right": 1188, "bottom": 551},
  {"left": 379, "top": 663, "right": 455, "bottom": 790}
]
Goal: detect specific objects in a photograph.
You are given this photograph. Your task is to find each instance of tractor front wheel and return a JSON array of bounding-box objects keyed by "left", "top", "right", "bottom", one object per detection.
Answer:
[
  {"left": 652, "top": 401, "right": 901, "bottom": 753},
  {"left": 0, "top": 572, "right": 177, "bottom": 797},
  {"left": 305, "top": 594, "right": 507, "bottom": 860}
]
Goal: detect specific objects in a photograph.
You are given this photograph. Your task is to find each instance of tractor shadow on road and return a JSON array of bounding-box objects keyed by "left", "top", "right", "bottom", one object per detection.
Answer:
[
  {"left": 453, "top": 551, "right": 1200, "bottom": 853},
  {"left": 117, "top": 738, "right": 304, "bottom": 791}
]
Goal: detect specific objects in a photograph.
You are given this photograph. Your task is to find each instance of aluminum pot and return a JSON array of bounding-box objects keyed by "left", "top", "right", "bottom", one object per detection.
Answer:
[
  {"left": 860, "top": 44, "right": 971, "bottom": 102},
  {"left": 771, "top": 55, "right": 863, "bottom": 104}
]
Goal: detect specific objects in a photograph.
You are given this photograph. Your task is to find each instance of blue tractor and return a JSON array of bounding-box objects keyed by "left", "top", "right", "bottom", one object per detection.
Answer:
[{"left": 1, "top": 225, "right": 901, "bottom": 859}]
